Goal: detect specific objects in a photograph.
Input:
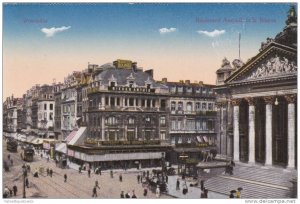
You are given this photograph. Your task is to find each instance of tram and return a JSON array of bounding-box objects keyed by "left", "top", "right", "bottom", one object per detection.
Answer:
[
  {"left": 6, "top": 138, "right": 18, "bottom": 152},
  {"left": 20, "top": 145, "right": 35, "bottom": 162}
]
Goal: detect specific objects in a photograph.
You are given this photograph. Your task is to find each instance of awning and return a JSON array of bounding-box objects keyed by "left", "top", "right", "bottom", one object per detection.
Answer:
[
  {"left": 31, "top": 138, "right": 44, "bottom": 145},
  {"left": 177, "top": 137, "right": 182, "bottom": 144},
  {"left": 68, "top": 127, "right": 87, "bottom": 145},
  {"left": 203, "top": 136, "right": 208, "bottom": 143},
  {"left": 55, "top": 143, "right": 67, "bottom": 154},
  {"left": 173, "top": 148, "right": 202, "bottom": 153},
  {"left": 26, "top": 136, "right": 36, "bottom": 143},
  {"left": 65, "top": 130, "right": 77, "bottom": 143}
]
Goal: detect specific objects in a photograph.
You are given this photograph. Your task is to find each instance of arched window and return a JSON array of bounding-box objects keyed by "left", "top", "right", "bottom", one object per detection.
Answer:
[{"left": 105, "top": 116, "right": 117, "bottom": 125}]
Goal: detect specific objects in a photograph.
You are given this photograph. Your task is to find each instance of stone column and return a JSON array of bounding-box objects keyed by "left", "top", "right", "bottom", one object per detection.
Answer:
[
  {"left": 101, "top": 116, "right": 105, "bottom": 140},
  {"left": 246, "top": 97, "right": 256, "bottom": 164},
  {"left": 101, "top": 96, "right": 105, "bottom": 109},
  {"left": 264, "top": 96, "right": 274, "bottom": 166},
  {"left": 108, "top": 97, "right": 111, "bottom": 107},
  {"left": 285, "top": 94, "right": 296, "bottom": 169},
  {"left": 232, "top": 99, "right": 241, "bottom": 162}
]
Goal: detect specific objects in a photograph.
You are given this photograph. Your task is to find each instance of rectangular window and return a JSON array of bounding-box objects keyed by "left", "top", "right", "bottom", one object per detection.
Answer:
[
  {"left": 152, "top": 99, "right": 155, "bottom": 107},
  {"left": 196, "top": 120, "right": 202, "bottom": 130},
  {"left": 50, "top": 103, "right": 53, "bottom": 110},
  {"left": 142, "top": 99, "right": 145, "bottom": 107},
  {"left": 160, "top": 132, "right": 166, "bottom": 140},
  {"left": 49, "top": 113, "right": 53, "bottom": 120},
  {"left": 208, "top": 103, "right": 213, "bottom": 110},
  {"left": 160, "top": 117, "right": 166, "bottom": 126},
  {"left": 171, "top": 120, "right": 176, "bottom": 130},
  {"left": 105, "top": 97, "right": 109, "bottom": 105},
  {"left": 129, "top": 98, "right": 134, "bottom": 106},
  {"left": 117, "top": 98, "right": 120, "bottom": 106},
  {"left": 44, "top": 104, "right": 47, "bottom": 110}
]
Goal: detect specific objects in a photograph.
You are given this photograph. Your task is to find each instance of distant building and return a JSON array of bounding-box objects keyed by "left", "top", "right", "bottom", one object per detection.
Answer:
[{"left": 161, "top": 78, "right": 217, "bottom": 163}]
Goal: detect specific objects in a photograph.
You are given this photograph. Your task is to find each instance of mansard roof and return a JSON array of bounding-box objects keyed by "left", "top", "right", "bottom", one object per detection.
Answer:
[{"left": 96, "top": 67, "right": 167, "bottom": 89}]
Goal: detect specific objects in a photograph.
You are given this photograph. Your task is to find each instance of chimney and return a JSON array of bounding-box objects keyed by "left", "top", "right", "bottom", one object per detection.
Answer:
[
  {"left": 145, "top": 69, "right": 153, "bottom": 78},
  {"left": 162, "top": 78, "right": 168, "bottom": 83},
  {"left": 185, "top": 80, "right": 190, "bottom": 85},
  {"left": 199, "top": 81, "right": 203, "bottom": 86}
]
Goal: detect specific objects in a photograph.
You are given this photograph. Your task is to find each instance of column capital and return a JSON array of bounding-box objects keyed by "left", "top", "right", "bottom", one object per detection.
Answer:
[
  {"left": 245, "top": 97, "right": 256, "bottom": 106},
  {"left": 284, "top": 94, "right": 297, "bottom": 104},
  {"left": 231, "top": 98, "right": 242, "bottom": 106},
  {"left": 263, "top": 96, "right": 275, "bottom": 105}
]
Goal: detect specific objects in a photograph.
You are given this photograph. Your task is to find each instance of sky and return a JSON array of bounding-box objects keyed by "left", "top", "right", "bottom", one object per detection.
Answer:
[{"left": 3, "top": 3, "right": 294, "bottom": 100}]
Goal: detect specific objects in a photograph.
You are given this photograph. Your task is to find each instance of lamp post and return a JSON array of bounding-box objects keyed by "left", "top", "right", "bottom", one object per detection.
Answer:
[
  {"left": 161, "top": 152, "right": 165, "bottom": 173},
  {"left": 22, "top": 164, "right": 27, "bottom": 198},
  {"left": 179, "top": 152, "right": 189, "bottom": 177}
]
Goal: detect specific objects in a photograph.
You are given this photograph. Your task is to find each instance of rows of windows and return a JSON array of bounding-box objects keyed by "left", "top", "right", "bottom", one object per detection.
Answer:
[
  {"left": 90, "top": 96, "right": 166, "bottom": 109},
  {"left": 169, "top": 86, "right": 214, "bottom": 95},
  {"left": 170, "top": 101, "right": 214, "bottom": 112},
  {"left": 89, "top": 116, "right": 167, "bottom": 127},
  {"left": 89, "top": 130, "right": 166, "bottom": 141},
  {"left": 171, "top": 119, "right": 215, "bottom": 131}
]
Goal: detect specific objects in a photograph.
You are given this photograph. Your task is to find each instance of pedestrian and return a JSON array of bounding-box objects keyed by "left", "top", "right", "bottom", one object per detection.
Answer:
[
  {"left": 55, "top": 159, "right": 58, "bottom": 167},
  {"left": 120, "top": 191, "right": 125, "bottom": 198},
  {"left": 47, "top": 156, "right": 50, "bottom": 162},
  {"left": 110, "top": 170, "right": 113, "bottom": 178},
  {"left": 176, "top": 178, "right": 180, "bottom": 190},
  {"left": 143, "top": 187, "right": 148, "bottom": 197},
  {"left": 92, "top": 186, "right": 97, "bottom": 197},
  {"left": 200, "top": 188, "right": 206, "bottom": 198},
  {"left": 12, "top": 185, "right": 17, "bottom": 196},
  {"left": 95, "top": 180, "right": 100, "bottom": 189},
  {"left": 125, "top": 192, "right": 130, "bottom": 198},
  {"left": 79, "top": 166, "right": 82, "bottom": 174},
  {"left": 49, "top": 169, "right": 53, "bottom": 177},
  {"left": 146, "top": 170, "right": 149, "bottom": 178},
  {"left": 9, "top": 188, "right": 13, "bottom": 197},
  {"left": 204, "top": 189, "right": 208, "bottom": 198},
  {"left": 229, "top": 192, "right": 235, "bottom": 198},
  {"left": 137, "top": 174, "right": 140, "bottom": 183},
  {"left": 27, "top": 164, "right": 31, "bottom": 173},
  {"left": 25, "top": 177, "right": 29, "bottom": 188},
  {"left": 236, "top": 190, "right": 241, "bottom": 198},
  {"left": 140, "top": 174, "right": 143, "bottom": 183},
  {"left": 132, "top": 190, "right": 137, "bottom": 198},
  {"left": 3, "top": 186, "right": 10, "bottom": 198},
  {"left": 64, "top": 174, "right": 67, "bottom": 182},
  {"left": 99, "top": 167, "right": 102, "bottom": 175},
  {"left": 40, "top": 153, "right": 43, "bottom": 159},
  {"left": 166, "top": 175, "right": 168, "bottom": 183},
  {"left": 143, "top": 171, "right": 146, "bottom": 177},
  {"left": 200, "top": 180, "right": 205, "bottom": 190},
  {"left": 46, "top": 167, "right": 49, "bottom": 176},
  {"left": 119, "top": 174, "right": 122, "bottom": 182},
  {"left": 156, "top": 185, "right": 160, "bottom": 198},
  {"left": 88, "top": 169, "right": 91, "bottom": 178}
]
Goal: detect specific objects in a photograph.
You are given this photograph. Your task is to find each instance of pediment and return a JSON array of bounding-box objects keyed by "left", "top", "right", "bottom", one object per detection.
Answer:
[{"left": 225, "top": 43, "right": 297, "bottom": 84}]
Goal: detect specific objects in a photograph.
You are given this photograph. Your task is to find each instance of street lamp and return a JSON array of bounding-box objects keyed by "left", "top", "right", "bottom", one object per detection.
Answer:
[{"left": 22, "top": 164, "right": 27, "bottom": 198}]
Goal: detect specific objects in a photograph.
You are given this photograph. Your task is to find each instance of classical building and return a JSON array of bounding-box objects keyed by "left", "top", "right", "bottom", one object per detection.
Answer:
[
  {"left": 215, "top": 5, "right": 297, "bottom": 168},
  {"left": 3, "top": 95, "right": 22, "bottom": 138},
  {"left": 161, "top": 78, "right": 217, "bottom": 163}
]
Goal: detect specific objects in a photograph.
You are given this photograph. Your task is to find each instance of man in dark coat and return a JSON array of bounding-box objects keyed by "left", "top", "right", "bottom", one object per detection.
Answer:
[
  {"left": 12, "top": 185, "right": 17, "bottom": 196},
  {"left": 137, "top": 174, "right": 140, "bottom": 183},
  {"left": 64, "top": 174, "right": 67, "bottom": 182},
  {"left": 125, "top": 192, "right": 130, "bottom": 198},
  {"left": 176, "top": 179, "right": 180, "bottom": 190},
  {"left": 25, "top": 178, "right": 29, "bottom": 188},
  {"left": 120, "top": 191, "right": 125, "bottom": 198},
  {"left": 92, "top": 186, "right": 97, "bottom": 197},
  {"left": 88, "top": 169, "right": 91, "bottom": 178},
  {"left": 166, "top": 175, "right": 168, "bottom": 183},
  {"left": 49, "top": 169, "right": 53, "bottom": 177},
  {"left": 119, "top": 174, "right": 122, "bottom": 182}
]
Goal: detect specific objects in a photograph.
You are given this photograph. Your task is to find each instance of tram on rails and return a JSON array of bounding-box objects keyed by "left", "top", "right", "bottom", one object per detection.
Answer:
[
  {"left": 20, "top": 145, "right": 35, "bottom": 162},
  {"left": 6, "top": 138, "right": 18, "bottom": 152}
]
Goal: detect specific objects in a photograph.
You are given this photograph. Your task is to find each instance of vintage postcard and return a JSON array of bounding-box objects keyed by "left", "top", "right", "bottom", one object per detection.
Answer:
[{"left": 2, "top": 2, "right": 298, "bottom": 201}]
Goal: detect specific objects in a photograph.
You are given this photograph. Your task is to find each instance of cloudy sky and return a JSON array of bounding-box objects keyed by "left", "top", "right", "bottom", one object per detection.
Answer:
[{"left": 3, "top": 3, "right": 293, "bottom": 99}]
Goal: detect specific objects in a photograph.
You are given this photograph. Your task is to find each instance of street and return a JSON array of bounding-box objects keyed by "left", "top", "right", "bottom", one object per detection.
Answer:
[{"left": 3, "top": 141, "right": 172, "bottom": 199}]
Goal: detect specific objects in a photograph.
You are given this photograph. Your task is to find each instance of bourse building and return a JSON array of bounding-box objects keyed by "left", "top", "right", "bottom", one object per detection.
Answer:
[{"left": 215, "top": 6, "right": 297, "bottom": 169}]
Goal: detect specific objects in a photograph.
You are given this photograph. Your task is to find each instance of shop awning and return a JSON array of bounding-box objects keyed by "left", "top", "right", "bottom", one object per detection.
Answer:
[
  {"left": 173, "top": 148, "right": 202, "bottom": 153},
  {"left": 65, "top": 130, "right": 77, "bottom": 143},
  {"left": 68, "top": 127, "right": 87, "bottom": 145},
  {"left": 196, "top": 136, "right": 204, "bottom": 143},
  {"left": 31, "top": 138, "right": 44, "bottom": 145},
  {"left": 203, "top": 136, "right": 208, "bottom": 143},
  {"left": 55, "top": 143, "right": 67, "bottom": 154}
]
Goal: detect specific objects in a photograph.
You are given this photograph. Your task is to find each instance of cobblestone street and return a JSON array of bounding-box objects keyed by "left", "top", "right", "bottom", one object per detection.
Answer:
[{"left": 3, "top": 144, "right": 172, "bottom": 199}]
